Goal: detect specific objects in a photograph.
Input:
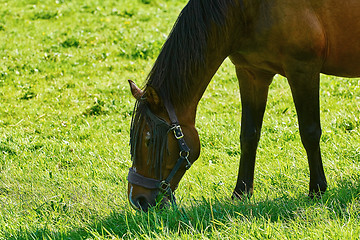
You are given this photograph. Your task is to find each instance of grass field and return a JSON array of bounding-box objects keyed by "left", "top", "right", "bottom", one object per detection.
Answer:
[{"left": 0, "top": 0, "right": 360, "bottom": 239}]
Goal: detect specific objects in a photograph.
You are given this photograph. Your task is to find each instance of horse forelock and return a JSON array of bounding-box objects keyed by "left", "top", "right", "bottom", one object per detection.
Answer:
[{"left": 130, "top": 100, "right": 172, "bottom": 178}]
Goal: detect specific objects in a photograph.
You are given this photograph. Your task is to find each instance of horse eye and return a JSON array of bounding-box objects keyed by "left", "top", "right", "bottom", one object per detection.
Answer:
[{"left": 145, "top": 132, "right": 151, "bottom": 147}]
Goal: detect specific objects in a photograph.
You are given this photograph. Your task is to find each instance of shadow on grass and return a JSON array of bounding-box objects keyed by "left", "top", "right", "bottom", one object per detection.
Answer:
[{"left": 7, "top": 175, "right": 360, "bottom": 239}]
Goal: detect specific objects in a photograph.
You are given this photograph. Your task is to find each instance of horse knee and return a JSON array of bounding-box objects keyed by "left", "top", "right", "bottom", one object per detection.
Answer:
[{"left": 300, "top": 125, "right": 322, "bottom": 148}]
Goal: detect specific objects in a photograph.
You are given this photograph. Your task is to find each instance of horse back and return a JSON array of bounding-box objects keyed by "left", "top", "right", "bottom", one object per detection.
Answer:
[
  {"left": 316, "top": 0, "right": 360, "bottom": 77},
  {"left": 230, "top": 0, "right": 360, "bottom": 77}
]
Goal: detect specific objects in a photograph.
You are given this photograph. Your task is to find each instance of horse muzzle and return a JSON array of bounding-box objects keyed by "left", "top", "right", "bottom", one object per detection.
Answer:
[{"left": 127, "top": 168, "right": 176, "bottom": 211}]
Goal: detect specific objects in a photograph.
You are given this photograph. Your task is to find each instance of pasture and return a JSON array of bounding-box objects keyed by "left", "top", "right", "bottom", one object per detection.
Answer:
[{"left": 0, "top": 0, "right": 360, "bottom": 239}]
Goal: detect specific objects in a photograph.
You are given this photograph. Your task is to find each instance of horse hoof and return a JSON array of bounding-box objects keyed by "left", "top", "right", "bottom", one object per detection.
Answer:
[
  {"left": 231, "top": 191, "right": 252, "bottom": 201},
  {"left": 308, "top": 190, "right": 325, "bottom": 199},
  {"left": 231, "top": 191, "right": 242, "bottom": 200}
]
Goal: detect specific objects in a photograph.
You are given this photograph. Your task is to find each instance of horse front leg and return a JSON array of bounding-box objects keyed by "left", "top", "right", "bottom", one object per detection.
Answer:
[
  {"left": 287, "top": 67, "right": 327, "bottom": 198},
  {"left": 233, "top": 67, "right": 274, "bottom": 200}
]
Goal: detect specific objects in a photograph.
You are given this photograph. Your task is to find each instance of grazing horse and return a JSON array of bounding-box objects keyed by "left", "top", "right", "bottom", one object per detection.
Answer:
[{"left": 127, "top": 0, "right": 360, "bottom": 211}]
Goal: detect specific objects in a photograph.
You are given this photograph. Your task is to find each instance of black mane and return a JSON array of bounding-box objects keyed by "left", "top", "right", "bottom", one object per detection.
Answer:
[{"left": 145, "top": 0, "right": 237, "bottom": 106}]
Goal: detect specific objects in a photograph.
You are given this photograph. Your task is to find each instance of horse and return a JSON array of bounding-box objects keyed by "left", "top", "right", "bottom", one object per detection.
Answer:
[{"left": 127, "top": 0, "right": 360, "bottom": 211}]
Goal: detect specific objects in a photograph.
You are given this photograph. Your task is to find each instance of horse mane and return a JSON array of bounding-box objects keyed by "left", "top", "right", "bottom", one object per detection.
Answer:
[{"left": 145, "top": 0, "right": 238, "bottom": 106}]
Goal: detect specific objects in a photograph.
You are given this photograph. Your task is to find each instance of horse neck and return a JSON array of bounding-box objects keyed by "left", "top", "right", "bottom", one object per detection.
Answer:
[
  {"left": 185, "top": 51, "right": 228, "bottom": 111},
  {"left": 163, "top": 44, "right": 230, "bottom": 125}
]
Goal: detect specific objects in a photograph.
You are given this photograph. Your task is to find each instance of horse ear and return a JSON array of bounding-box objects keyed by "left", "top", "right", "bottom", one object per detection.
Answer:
[
  {"left": 128, "top": 80, "right": 143, "bottom": 100},
  {"left": 145, "top": 85, "right": 162, "bottom": 107}
]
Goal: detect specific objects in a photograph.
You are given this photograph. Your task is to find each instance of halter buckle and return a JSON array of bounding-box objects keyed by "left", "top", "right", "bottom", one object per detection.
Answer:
[{"left": 172, "top": 125, "right": 184, "bottom": 139}]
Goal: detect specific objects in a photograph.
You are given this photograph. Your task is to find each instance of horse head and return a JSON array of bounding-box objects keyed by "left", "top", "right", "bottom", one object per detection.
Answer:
[{"left": 127, "top": 80, "right": 200, "bottom": 211}]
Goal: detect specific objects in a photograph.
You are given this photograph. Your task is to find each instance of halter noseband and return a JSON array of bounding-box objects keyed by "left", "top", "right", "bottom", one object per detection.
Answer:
[{"left": 127, "top": 95, "right": 192, "bottom": 203}]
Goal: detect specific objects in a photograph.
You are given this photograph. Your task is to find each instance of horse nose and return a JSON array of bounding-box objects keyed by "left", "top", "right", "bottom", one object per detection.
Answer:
[
  {"left": 128, "top": 184, "right": 172, "bottom": 211},
  {"left": 133, "top": 195, "right": 151, "bottom": 211},
  {"left": 129, "top": 188, "right": 152, "bottom": 211}
]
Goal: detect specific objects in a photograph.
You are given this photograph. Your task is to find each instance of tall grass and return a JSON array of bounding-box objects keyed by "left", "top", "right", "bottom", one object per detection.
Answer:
[{"left": 0, "top": 0, "right": 359, "bottom": 239}]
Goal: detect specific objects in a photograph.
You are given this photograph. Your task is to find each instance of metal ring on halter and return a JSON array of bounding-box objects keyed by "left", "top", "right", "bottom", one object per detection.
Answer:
[
  {"left": 159, "top": 180, "right": 171, "bottom": 192},
  {"left": 180, "top": 150, "right": 189, "bottom": 158}
]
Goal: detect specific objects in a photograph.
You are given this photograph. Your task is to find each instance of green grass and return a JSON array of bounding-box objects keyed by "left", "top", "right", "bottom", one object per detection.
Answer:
[{"left": 0, "top": 0, "right": 360, "bottom": 239}]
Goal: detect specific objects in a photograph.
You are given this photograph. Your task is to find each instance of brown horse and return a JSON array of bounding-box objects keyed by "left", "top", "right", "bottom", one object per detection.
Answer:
[{"left": 127, "top": 0, "right": 360, "bottom": 211}]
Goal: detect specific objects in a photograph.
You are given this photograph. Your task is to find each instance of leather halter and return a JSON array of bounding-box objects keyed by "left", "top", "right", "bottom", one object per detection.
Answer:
[{"left": 127, "top": 95, "right": 192, "bottom": 203}]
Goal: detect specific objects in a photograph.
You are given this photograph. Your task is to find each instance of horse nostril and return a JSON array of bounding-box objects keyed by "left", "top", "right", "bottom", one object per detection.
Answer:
[{"left": 135, "top": 196, "right": 150, "bottom": 211}]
